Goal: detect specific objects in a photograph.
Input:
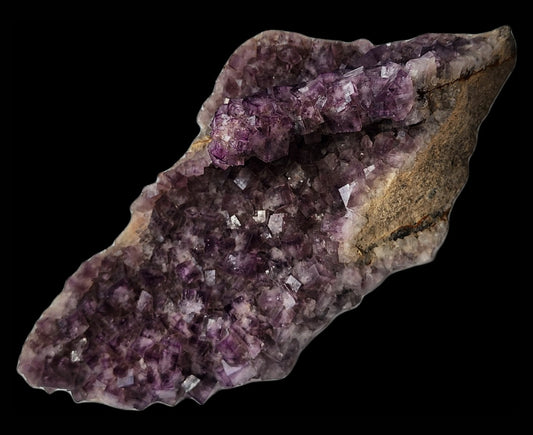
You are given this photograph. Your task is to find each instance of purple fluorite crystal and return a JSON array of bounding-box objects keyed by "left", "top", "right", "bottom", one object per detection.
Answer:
[
  {"left": 17, "top": 27, "right": 515, "bottom": 410},
  {"left": 208, "top": 62, "right": 414, "bottom": 168}
]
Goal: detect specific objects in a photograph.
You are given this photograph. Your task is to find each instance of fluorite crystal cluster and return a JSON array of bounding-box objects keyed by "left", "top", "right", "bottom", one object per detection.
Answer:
[{"left": 18, "top": 27, "right": 516, "bottom": 410}]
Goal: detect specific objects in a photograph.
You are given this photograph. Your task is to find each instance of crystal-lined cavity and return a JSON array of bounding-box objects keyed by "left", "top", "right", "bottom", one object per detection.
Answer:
[{"left": 18, "top": 27, "right": 515, "bottom": 410}]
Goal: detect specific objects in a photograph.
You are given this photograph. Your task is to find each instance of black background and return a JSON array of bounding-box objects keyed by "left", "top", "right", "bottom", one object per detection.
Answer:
[{"left": 10, "top": 20, "right": 522, "bottom": 416}]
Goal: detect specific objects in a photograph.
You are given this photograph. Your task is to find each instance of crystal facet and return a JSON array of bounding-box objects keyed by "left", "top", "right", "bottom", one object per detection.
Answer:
[{"left": 17, "top": 27, "right": 516, "bottom": 410}]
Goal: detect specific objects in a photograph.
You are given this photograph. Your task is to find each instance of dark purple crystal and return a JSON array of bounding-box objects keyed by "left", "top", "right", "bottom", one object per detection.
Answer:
[{"left": 17, "top": 27, "right": 516, "bottom": 410}]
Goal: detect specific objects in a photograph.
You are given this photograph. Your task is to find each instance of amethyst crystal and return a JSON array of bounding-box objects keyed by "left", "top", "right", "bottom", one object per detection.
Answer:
[{"left": 17, "top": 27, "right": 516, "bottom": 410}]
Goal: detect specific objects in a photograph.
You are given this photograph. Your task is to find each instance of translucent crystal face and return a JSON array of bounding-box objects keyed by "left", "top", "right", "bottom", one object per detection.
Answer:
[{"left": 17, "top": 26, "right": 516, "bottom": 410}]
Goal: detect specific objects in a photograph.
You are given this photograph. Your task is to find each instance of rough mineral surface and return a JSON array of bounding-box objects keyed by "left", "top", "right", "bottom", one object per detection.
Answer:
[{"left": 18, "top": 27, "right": 516, "bottom": 410}]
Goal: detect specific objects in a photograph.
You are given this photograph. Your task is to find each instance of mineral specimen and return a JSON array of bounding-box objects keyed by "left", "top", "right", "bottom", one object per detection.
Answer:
[{"left": 17, "top": 26, "right": 516, "bottom": 410}]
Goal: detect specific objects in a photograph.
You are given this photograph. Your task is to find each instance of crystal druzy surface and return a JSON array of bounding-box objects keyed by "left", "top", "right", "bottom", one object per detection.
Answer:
[{"left": 18, "top": 27, "right": 516, "bottom": 410}]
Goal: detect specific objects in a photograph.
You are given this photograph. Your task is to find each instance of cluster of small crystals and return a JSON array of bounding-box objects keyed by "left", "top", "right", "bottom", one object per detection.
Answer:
[
  {"left": 30, "top": 128, "right": 418, "bottom": 408},
  {"left": 208, "top": 62, "right": 414, "bottom": 168},
  {"left": 19, "top": 30, "right": 500, "bottom": 410}
]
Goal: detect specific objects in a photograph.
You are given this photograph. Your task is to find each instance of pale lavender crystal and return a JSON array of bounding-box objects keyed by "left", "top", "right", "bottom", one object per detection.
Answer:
[{"left": 17, "top": 27, "right": 515, "bottom": 410}]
